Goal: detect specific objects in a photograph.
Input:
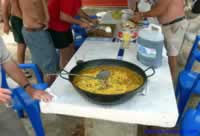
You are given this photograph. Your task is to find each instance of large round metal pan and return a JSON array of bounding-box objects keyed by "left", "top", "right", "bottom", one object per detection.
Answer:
[{"left": 60, "top": 59, "right": 155, "bottom": 104}]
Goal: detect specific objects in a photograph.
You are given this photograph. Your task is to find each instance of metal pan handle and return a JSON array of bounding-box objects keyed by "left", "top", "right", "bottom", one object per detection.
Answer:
[
  {"left": 144, "top": 67, "right": 155, "bottom": 78},
  {"left": 76, "top": 60, "right": 85, "bottom": 65},
  {"left": 59, "top": 69, "right": 70, "bottom": 80}
]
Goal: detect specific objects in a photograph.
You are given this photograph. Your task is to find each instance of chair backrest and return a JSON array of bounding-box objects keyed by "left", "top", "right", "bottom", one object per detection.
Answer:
[
  {"left": 1, "top": 64, "right": 45, "bottom": 88},
  {"left": 1, "top": 67, "right": 9, "bottom": 89},
  {"left": 184, "top": 35, "right": 200, "bottom": 71},
  {"left": 18, "top": 64, "right": 44, "bottom": 84}
]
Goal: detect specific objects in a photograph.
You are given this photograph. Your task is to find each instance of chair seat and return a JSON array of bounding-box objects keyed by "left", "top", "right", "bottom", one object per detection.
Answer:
[
  {"left": 12, "top": 83, "right": 48, "bottom": 111},
  {"left": 181, "top": 103, "right": 200, "bottom": 136},
  {"left": 179, "top": 71, "right": 200, "bottom": 94}
]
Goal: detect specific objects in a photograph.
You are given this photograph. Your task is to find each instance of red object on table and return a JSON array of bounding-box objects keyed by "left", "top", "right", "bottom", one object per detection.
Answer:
[
  {"left": 131, "top": 32, "right": 138, "bottom": 39},
  {"left": 118, "top": 32, "right": 123, "bottom": 38},
  {"left": 81, "top": 0, "right": 127, "bottom": 7}
]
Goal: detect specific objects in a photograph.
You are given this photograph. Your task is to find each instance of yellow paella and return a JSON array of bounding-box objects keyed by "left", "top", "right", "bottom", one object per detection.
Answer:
[{"left": 72, "top": 65, "right": 144, "bottom": 95}]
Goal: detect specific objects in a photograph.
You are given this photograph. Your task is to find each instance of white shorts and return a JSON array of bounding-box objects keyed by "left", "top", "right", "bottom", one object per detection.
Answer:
[{"left": 162, "top": 19, "right": 189, "bottom": 56}]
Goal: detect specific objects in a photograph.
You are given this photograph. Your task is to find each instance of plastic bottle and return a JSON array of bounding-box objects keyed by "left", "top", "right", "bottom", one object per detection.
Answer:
[{"left": 143, "top": 18, "right": 149, "bottom": 28}]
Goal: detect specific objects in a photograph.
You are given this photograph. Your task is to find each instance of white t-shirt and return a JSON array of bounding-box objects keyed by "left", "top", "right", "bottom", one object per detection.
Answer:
[
  {"left": 0, "top": 37, "right": 11, "bottom": 64},
  {"left": 0, "top": 36, "right": 11, "bottom": 87}
]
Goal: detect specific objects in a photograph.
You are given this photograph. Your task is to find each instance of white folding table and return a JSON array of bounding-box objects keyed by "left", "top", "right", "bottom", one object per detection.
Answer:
[{"left": 41, "top": 38, "right": 178, "bottom": 136}]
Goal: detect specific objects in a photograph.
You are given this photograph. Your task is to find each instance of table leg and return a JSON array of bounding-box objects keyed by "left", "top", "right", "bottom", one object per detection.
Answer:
[{"left": 84, "top": 119, "right": 138, "bottom": 136}]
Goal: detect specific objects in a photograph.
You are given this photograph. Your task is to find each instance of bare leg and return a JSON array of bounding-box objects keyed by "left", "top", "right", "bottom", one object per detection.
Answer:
[
  {"left": 168, "top": 56, "right": 177, "bottom": 81},
  {"left": 44, "top": 75, "right": 57, "bottom": 86},
  {"left": 60, "top": 43, "right": 75, "bottom": 69},
  {"left": 17, "top": 43, "right": 26, "bottom": 64},
  {"left": 36, "top": 68, "right": 56, "bottom": 86}
]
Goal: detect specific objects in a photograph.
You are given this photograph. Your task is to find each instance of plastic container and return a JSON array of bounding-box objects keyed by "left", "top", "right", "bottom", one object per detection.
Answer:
[{"left": 137, "top": 24, "right": 164, "bottom": 68}]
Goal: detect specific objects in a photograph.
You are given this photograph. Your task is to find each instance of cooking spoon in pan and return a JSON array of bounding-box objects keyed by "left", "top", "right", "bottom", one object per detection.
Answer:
[{"left": 50, "top": 69, "right": 111, "bottom": 81}]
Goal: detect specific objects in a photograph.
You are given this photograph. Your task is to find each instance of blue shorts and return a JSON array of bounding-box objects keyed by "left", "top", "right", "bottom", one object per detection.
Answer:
[{"left": 22, "top": 27, "right": 59, "bottom": 74}]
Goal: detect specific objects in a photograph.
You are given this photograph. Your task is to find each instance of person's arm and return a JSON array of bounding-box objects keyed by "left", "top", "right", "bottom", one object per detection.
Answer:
[
  {"left": 1, "top": 0, "right": 11, "bottom": 34},
  {"left": 59, "top": 0, "right": 91, "bottom": 28},
  {"left": 78, "top": 9, "right": 98, "bottom": 24},
  {"left": 78, "top": 9, "right": 91, "bottom": 22},
  {"left": 2, "top": 60, "right": 52, "bottom": 102},
  {"left": 60, "top": 12, "right": 91, "bottom": 28},
  {"left": 132, "top": 0, "right": 170, "bottom": 22},
  {"left": 60, "top": 12, "right": 82, "bottom": 25}
]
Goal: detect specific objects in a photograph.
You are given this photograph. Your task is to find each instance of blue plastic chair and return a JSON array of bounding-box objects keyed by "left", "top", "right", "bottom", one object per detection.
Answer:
[
  {"left": 1, "top": 64, "right": 48, "bottom": 136},
  {"left": 72, "top": 24, "right": 88, "bottom": 50},
  {"left": 72, "top": 15, "right": 97, "bottom": 50},
  {"left": 180, "top": 102, "right": 200, "bottom": 136},
  {"left": 176, "top": 35, "right": 200, "bottom": 121}
]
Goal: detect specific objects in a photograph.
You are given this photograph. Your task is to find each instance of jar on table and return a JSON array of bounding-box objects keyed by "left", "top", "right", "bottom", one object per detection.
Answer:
[
  {"left": 137, "top": 24, "right": 164, "bottom": 68},
  {"left": 121, "top": 29, "right": 132, "bottom": 48}
]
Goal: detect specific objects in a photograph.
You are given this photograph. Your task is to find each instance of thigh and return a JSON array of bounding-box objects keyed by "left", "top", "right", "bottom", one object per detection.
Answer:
[
  {"left": 162, "top": 20, "right": 188, "bottom": 56},
  {"left": 22, "top": 28, "right": 59, "bottom": 73}
]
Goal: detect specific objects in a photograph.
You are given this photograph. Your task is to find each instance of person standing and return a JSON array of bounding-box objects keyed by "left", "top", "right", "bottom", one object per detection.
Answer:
[
  {"left": 132, "top": 0, "right": 188, "bottom": 81},
  {"left": 48, "top": 0, "right": 96, "bottom": 69},
  {"left": 18, "top": 0, "right": 59, "bottom": 84},
  {"left": 1, "top": 0, "right": 29, "bottom": 70}
]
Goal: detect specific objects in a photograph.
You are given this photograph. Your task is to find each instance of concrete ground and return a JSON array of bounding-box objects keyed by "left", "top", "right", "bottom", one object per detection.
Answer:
[{"left": 0, "top": 8, "right": 200, "bottom": 136}]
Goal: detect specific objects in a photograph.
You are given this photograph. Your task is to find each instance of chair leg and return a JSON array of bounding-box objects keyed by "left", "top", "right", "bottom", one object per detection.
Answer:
[
  {"left": 180, "top": 108, "right": 200, "bottom": 136},
  {"left": 177, "top": 88, "right": 192, "bottom": 122},
  {"left": 14, "top": 87, "right": 45, "bottom": 136},
  {"left": 25, "top": 104, "right": 45, "bottom": 136},
  {"left": 175, "top": 81, "right": 181, "bottom": 99},
  {"left": 17, "top": 109, "right": 25, "bottom": 118}
]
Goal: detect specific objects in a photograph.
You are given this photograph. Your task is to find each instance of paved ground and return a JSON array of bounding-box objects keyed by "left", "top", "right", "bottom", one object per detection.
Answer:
[{"left": 0, "top": 8, "right": 200, "bottom": 136}]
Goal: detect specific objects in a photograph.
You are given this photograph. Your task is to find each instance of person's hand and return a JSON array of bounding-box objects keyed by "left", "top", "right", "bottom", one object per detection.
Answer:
[
  {"left": 90, "top": 19, "right": 99, "bottom": 25},
  {"left": 132, "top": 12, "right": 143, "bottom": 23},
  {"left": 3, "top": 23, "right": 10, "bottom": 34},
  {"left": 28, "top": 88, "right": 53, "bottom": 103},
  {"left": 80, "top": 22, "right": 92, "bottom": 29},
  {"left": 0, "top": 88, "right": 11, "bottom": 104}
]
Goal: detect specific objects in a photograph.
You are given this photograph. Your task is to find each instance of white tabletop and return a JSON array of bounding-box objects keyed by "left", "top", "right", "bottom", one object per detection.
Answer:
[{"left": 41, "top": 38, "right": 178, "bottom": 128}]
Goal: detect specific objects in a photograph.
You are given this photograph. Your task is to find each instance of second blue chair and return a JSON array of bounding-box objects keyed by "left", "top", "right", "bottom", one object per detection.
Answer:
[{"left": 176, "top": 35, "right": 200, "bottom": 121}]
